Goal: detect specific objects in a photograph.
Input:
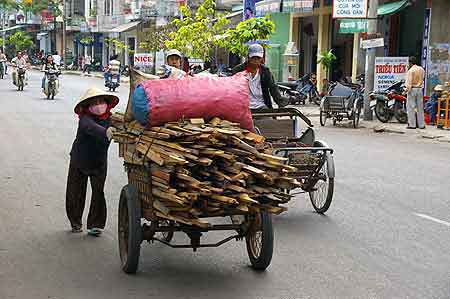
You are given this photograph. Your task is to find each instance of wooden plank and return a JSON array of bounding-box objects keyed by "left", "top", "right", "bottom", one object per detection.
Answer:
[
  {"left": 210, "top": 194, "right": 239, "bottom": 205},
  {"left": 190, "top": 118, "right": 205, "bottom": 125},
  {"left": 136, "top": 143, "right": 164, "bottom": 166}
]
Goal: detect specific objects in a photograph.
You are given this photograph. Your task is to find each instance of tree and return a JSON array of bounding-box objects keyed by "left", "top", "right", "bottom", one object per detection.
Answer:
[
  {"left": 317, "top": 50, "right": 337, "bottom": 72},
  {"left": 164, "top": 0, "right": 229, "bottom": 60},
  {"left": 217, "top": 16, "right": 275, "bottom": 57},
  {"left": 105, "top": 38, "right": 134, "bottom": 55},
  {"left": 7, "top": 31, "right": 33, "bottom": 52},
  {"left": 140, "top": 24, "right": 175, "bottom": 53},
  {"left": 20, "top": 0, "right": 62, "bottom": 15}
]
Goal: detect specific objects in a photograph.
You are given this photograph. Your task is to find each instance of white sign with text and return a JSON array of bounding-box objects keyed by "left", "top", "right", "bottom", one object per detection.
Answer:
[
  {"left": 374, "top": 57, "right": 409, "bottom": 91},
  {"left": 333, "top": 0, "right": 368, "bottom": 18},
  {"left": 134, "top": 53, "right": 154, "bottom": 68}
]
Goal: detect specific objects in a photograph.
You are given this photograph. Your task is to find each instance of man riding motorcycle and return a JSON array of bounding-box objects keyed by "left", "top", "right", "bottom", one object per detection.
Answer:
[
  {"left": 104, "top": 55, "right": 121, "bottom": 84},
  {"left": 11, "top": 51, "right": 28, "bottom": 86}
]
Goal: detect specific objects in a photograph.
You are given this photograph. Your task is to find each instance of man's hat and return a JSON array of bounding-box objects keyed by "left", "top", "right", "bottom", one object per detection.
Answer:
[
  {"left": 248, "top": 44, "right": 264, "bottom": 58},
  {"left": 74, "top": 87, "right": 119, "bottom": 115},
  {"left": 434, "top": 84, "right": 444, "bottom": 92},
  {"left": 166, "top": 49, "right": 182, "bottom": 59}
]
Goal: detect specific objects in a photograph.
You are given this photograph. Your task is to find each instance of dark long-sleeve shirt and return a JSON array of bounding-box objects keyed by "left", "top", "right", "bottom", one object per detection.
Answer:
[{"left": 70, "top": 114, "right": 111, "bottom": 172}]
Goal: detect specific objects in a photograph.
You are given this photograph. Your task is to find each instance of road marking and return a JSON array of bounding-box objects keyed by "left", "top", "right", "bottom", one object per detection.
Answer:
[{"left": 414, "top": 213, "right": 450, "bottom": 227}]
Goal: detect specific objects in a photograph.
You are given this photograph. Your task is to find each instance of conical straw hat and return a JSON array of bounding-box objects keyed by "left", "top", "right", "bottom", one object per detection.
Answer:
[{"left": 74, "top": 87, "right": 119, "bottom": 114}]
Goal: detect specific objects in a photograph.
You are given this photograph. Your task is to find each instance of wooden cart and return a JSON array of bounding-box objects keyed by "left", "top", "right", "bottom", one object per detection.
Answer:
[
  {"left": 118, "top": 162, "right": 275, "bottom": 274},
  {"left": 252, "top": 108, "right": 335, "bottom": 213}
]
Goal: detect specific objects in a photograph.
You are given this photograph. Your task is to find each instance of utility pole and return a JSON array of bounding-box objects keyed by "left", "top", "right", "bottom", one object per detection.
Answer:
[
  {"left": 363, "top": 0, "right": 379, "bottom": 121},
  {"left": 62, "top": 0, "right": 66, "bottom": 66}
]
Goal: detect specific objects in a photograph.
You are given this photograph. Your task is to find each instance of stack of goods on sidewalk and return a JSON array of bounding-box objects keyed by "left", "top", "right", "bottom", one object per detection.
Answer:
[
  {"left": 111, "top": 69, "right": 301, "bottom": 227},
  {"left": 111, "top": 114, "right": 301, "bottom": 228}
]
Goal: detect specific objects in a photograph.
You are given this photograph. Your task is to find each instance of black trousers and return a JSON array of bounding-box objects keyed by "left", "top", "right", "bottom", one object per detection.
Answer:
[{"left": 65, "top": 163, "right": 107, "bottom": 229}]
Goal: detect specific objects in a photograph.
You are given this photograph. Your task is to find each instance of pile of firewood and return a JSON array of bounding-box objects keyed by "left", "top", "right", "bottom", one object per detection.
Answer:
[{"left": 111, "top": 113, "right": 301, "bottom": 227}]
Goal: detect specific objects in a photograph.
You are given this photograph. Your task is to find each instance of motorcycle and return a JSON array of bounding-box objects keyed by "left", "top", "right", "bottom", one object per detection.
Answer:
[
  {"left": 369, "top": 81, "right": 408, "bottom": 123},
  {"left": 105, "top": 73, "right": 120, "bottom": 92},
  {"left": 44, "top": 69, "right": 61, "bottom": 100},
  {"left": 15, "top": 65, "right": 26, "bottom": 91},
  {"left": 277, "top": 73, "right": 321, "bottom": 106}
]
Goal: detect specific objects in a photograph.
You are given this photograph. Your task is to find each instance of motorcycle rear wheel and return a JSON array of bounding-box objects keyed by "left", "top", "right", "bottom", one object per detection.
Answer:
[{"left": 393, "top": 101, "right": 408, "bottom": 123}]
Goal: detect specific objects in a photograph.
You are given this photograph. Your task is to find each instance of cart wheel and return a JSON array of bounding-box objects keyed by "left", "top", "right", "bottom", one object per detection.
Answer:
[
  {"left": 157, "top": 220, "right": 174, "bottom": 243},
  {"left": 309, "top": 141, "right": 334, "bottom": 214},
  {"left": 320, "top": 110, "right": 327, "bottom": 126},
  {"left": 246, "top": 212, "right": 273, "bottom": 271},
  {"left": 118, "top": 185, "right": 142, "bottom": 274},
  {"left": 353, "top": 107, "right": 361, "bottom": 128}
]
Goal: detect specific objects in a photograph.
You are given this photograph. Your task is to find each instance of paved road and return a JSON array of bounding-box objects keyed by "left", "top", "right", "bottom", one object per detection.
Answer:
[{"left": 0, "top": 71, "right": 449, "bottom": 299}]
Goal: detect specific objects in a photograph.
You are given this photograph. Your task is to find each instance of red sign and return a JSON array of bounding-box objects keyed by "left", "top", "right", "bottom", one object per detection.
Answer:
[{"left": 41, "top": 10, "right": 55, "bottom": 23}]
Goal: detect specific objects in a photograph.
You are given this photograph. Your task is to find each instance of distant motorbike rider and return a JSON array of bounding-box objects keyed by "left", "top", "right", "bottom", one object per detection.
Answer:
[
  {"left": 104, "top": 54, "right": 121, "bottom": 84},
  {"left": 11, "top": 51, "right": 28, "bottom": 85},
  {"left": 0, "top": 50, "right": 7, "bottom": 76},
  {"left": 41, "top": 54, "right": 59, "bottom": 90}
]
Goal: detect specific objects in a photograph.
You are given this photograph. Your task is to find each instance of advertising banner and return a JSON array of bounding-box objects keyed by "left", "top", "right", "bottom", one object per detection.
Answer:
[
  {"left": 134, "top": 53, "right": 154, "bottom": 68},
  {"left": 374, "top": 57, "right": 409, "bottom": 91}
]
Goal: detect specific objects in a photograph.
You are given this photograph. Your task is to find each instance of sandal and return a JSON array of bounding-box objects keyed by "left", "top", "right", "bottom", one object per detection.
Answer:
[{"left": 87, "top": 228, "right": 102, "bottom": 237}]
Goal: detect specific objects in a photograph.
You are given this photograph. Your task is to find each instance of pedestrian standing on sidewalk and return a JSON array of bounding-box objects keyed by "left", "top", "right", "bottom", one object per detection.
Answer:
[
  {"left": 66, "top": 87, "right": 119, "bottom": 236},
  {"left": 405, "top": 56, "right": 426, "bottom": 129},
  {"left": 83, "top": 54, "right": 92, "bottom": 74}
]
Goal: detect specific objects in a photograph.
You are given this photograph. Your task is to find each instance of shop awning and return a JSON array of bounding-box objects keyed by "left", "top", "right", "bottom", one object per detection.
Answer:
[
  {"left": 0, "top": 25, "right": 27, "bottom": 32},
  {"left": 109, "top": 21, "right": 141, "bottom": 33},
  {"left": 377, "top": 0, "right": 411, "bottom": 16}
]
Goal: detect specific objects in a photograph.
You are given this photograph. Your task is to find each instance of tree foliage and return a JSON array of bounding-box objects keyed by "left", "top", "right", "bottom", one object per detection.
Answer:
[
  {"left": 317, "top": 49, "right": 337, "bottom": 71},
  {"left": 164, "top": 0, "right": 229, "bottom": 60},
  {"left": 217, "top": 16, "right": 275, "bottom": 57},
  {"left": 7, "top": 31, "right": 33, "bottom": 52},
  {"left": 105, "top": 38, "right": 135, "bottom": 55},
  {"left": 22, "top": 0, "right": 62, "bottom": 15},
  {"left": 140, "top": 24, "right": 175, "bottom": 53}
]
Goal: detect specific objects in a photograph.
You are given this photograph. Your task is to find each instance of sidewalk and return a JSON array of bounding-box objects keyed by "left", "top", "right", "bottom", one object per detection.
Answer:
[{"left": 295, "top": 104, "right": 450, "bottom": 144}]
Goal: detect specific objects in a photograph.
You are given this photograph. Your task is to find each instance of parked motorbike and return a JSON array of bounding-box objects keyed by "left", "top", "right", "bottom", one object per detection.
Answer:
[
  {"left": 369, "top": 81, "right": 408, "bottom": 123},
  {"left": 44, "top": 69, "right": 61, "bottom": 100},
  {"left": 15, "top": 65, "right": 26, "bottom": 91},
  {"left": 121, "top": 65, "right": 130, "bottom": 77},
  {"left": 278, "top": 73, "right": 321, "bottom": 105},
  {"left": 105, "top": 73, "right": 120, "bottom": 92}
]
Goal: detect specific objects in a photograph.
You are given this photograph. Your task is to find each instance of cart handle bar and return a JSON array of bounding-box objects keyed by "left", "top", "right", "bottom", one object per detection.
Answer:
[
  {"left": 251, "top": 108, "right": 313, "bottom": 127},
  {"left": 273, "top": 147, "right": 334, "bottom": 155}
]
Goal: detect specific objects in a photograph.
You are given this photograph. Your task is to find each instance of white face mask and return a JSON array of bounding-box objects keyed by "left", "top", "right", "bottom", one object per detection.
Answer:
[{"left": 88, "top": 103, "right": 108, "bottom": 115}]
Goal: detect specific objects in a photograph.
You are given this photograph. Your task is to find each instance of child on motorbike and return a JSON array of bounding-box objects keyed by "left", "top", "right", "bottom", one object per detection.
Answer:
[{"left": 66, "top": 87, "right": 119, "bottom": 236}]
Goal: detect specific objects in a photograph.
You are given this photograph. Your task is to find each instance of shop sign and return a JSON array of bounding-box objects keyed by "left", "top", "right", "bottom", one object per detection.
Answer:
[
  {"left": 333, "top": 0, "right": 368, "bottom": 18},
  {"left": 361, "top": 37, "right": 384, "bottom": 49},
  {"left": 282, "top": 0, "right": 314, "bottom": 13},
  {"left": 339, "top": 19, "right": 367, "bottom": 33},
  {"left": 255, "top": 0, "right": 281, "bottom": 17},
  {"left": 134, "top": 53, "right": 154, "bottom": 68},
  {"left": 374, "top": 57, "right": 408, "bottom": 91},
  {"left": 421, "top": 8, "right": 431, "bottom": 92}
]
